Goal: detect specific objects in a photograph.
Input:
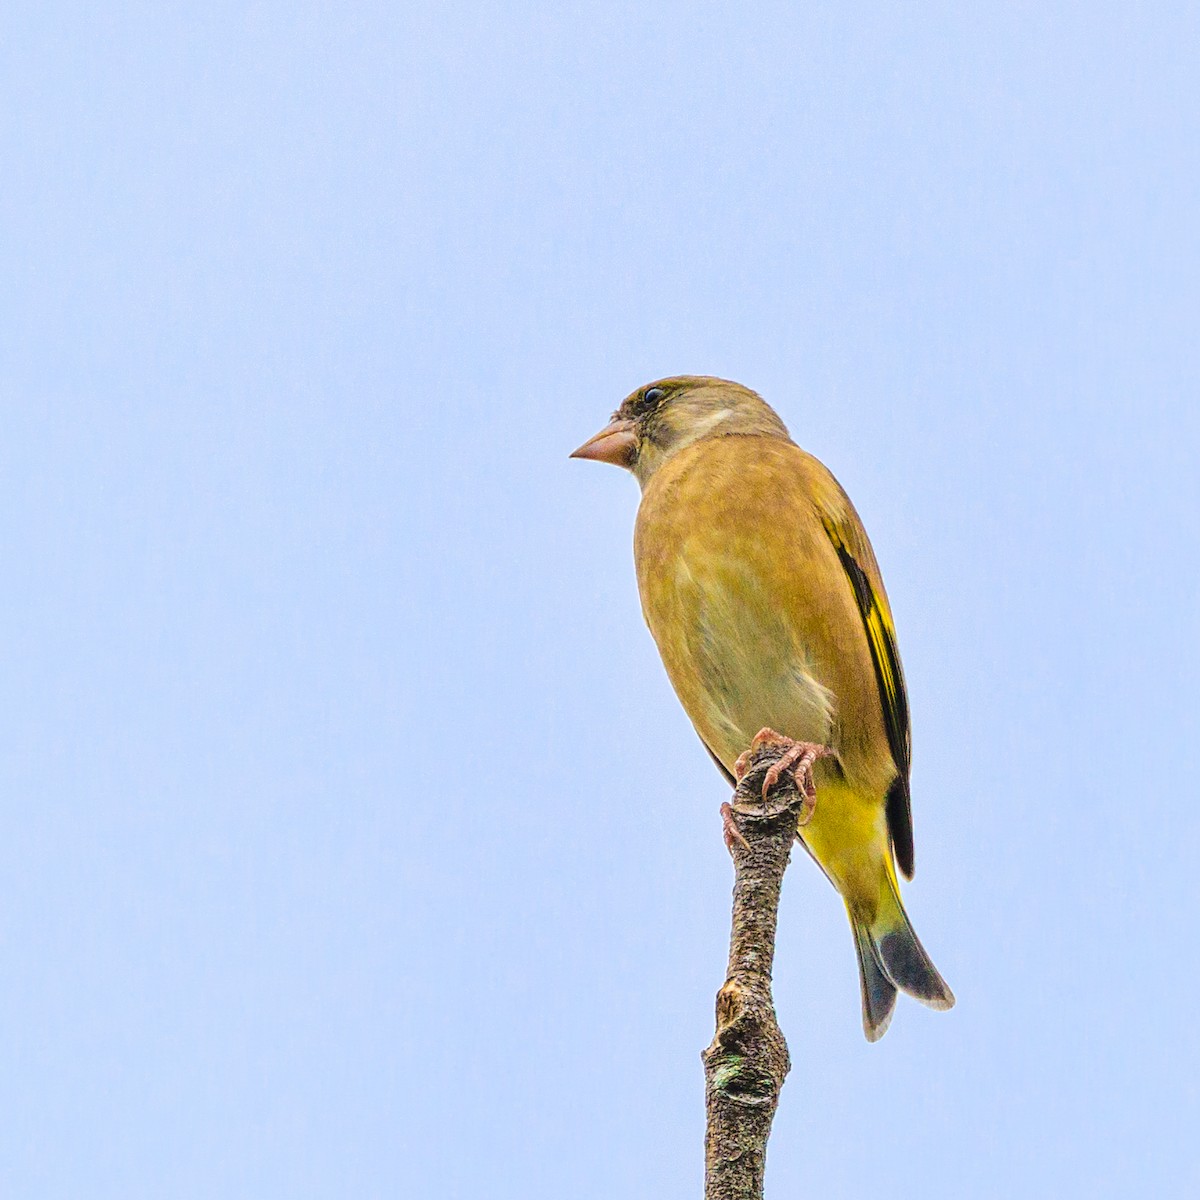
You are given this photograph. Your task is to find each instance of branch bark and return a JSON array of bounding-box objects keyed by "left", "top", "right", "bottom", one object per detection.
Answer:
[{"left": 703, "top": 743, "right": 803, "bottom": 1200}]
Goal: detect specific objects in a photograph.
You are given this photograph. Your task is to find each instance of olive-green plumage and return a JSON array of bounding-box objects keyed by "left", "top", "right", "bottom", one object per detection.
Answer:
[{"left": 573, "top": 375, "right": 954, "bottom": 1040}]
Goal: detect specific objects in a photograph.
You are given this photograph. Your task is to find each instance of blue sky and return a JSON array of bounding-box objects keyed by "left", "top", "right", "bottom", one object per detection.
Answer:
[{"left": 2, "top": 3, "right": 1198, "bottom": 1197}]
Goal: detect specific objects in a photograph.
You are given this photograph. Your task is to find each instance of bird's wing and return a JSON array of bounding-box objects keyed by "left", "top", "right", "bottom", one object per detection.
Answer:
[{"left": 819, "top": 507, "right": 915, "bottom": 879}]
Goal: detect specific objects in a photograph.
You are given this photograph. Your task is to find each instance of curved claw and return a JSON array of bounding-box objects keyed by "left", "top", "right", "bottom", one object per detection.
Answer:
[
  {"left": 755, "top": 734, "right": 832, "bottom": 822},
  {"left": 729, "top": 729, "right": 833, "bottom": 835},
  {"left": 721, "top": 801, "right": 751, "bottom": 853}
]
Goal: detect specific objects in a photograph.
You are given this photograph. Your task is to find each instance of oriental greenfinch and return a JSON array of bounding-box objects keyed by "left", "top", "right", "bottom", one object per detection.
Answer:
[{"left": 573, "top": 376, "right": 953, "bottom": 1040}]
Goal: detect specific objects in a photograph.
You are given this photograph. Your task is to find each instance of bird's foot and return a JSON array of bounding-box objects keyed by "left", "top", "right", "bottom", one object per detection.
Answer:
[
  {"left": 723, "top": 728, "right": 833, "bottom": 853},
  {"left": 734, "top": 727, "right": 831, "bottom": 827},
  {"left": 720, "top": 801, "right": 751, "bottom": 853}
]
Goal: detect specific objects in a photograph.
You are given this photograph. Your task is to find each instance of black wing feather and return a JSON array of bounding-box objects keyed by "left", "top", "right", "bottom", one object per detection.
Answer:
[{"left": 823, "top": 519, "right": 916, "bottom": 879}]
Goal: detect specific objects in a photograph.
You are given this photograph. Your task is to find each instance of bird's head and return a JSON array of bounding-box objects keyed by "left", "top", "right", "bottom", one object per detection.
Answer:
[{"left": 571, "top": 376, "right": 790, "bottom": 489}]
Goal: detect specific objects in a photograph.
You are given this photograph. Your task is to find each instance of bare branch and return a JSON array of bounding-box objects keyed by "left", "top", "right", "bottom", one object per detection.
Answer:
[{"left": 703, "top": 742, "right": 803, "bottom": 1200}]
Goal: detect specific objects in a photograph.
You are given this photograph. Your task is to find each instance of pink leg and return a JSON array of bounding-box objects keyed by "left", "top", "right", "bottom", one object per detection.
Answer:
[
  {"left": 720, "top": 802, "right": 751, "bottom": 853},
  {"left": 749, "top": 727, "right": 832, "bottom": 827},
  {"left": 723, "top": 728, "right": 834, "bottom": 852}
]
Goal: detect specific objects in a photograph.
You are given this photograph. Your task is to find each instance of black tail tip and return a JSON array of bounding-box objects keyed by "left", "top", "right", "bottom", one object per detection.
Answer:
[
  {"left": 855, "top": 923, "right": 899, "bottom": 1040},
  {"left": 878, "top": 930, "right": 955, "bottom": 1011}
]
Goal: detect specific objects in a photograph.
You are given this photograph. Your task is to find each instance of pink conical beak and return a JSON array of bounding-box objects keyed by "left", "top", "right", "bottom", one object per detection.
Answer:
[{"left": 570, "top": 418, "right": 637, "bottom": 467}]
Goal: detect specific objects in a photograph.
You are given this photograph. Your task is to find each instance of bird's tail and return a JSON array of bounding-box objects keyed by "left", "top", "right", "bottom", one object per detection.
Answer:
[{"left": 849, "top": 867, "right": 954, "bottom": 1042}]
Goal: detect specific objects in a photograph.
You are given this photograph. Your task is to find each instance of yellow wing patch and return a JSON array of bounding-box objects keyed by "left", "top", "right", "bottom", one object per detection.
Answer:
[{"left": 821, "top": 514, "right": 915, "bottom": 878}]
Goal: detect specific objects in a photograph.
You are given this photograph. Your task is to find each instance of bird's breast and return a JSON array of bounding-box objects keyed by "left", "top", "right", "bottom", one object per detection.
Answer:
[
  {"left": 632, "top": 433, "right": 904, "bottom": 899},
  {"left": 639, "top": 520, "right": 837, "bottom": 771}
]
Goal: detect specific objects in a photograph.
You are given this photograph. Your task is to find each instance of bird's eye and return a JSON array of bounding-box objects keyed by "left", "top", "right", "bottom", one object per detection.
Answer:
[{"left": 643, "top": 387, "right": 665, "bottom": 406}]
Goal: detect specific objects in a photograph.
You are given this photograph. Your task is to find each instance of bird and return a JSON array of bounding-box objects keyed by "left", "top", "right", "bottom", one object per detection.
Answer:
[{"left": 571, "top": 375, "right": 953, "bottom": 1040}]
